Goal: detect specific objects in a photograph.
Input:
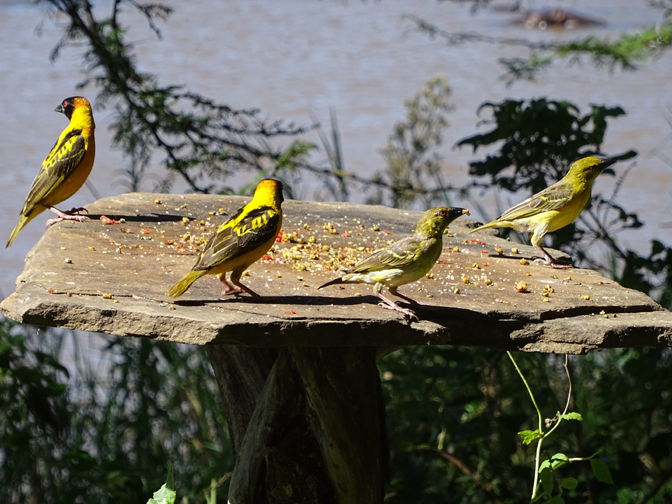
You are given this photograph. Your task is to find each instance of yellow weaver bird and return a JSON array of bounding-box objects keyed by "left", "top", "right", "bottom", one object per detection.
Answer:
[
  {"left": 319, "top": 206, "right": 470, "bottom": 320},
  {"left": 6, "top": 96, "right": 96, "bottom": 248},
  {"left": 470, "top": 156, "right": 617, "bottom": 269},
  {"left": 168, "top": 179, "right": 284, "bottom": 298}
]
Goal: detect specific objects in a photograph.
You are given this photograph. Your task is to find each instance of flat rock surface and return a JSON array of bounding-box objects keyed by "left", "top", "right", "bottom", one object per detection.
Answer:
[{"left": 2, "top": 193, "right": 671, "bottom": 354}]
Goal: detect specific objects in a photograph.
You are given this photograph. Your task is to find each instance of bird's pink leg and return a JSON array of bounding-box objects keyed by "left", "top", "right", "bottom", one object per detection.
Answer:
[
  {"left": 218, "top": 275, "right": 244, "bottom": 296},
  {"left": 45, "top": 205, "right": 89, "bottom": 229},
  {"left": 230, "top": 269, "right": 261, "bottom": 297},
  {"left": 219, "top": 270, "right": 261, "bottom": 297},
  {"left": 388, "top": 286, "right": 419, "bottom": 305},
  {"left": 533, "top": 245, "right": 573, "bottom": 269},
  {"left": 376, "top": 291, "right": 418, "bottom": 321}
]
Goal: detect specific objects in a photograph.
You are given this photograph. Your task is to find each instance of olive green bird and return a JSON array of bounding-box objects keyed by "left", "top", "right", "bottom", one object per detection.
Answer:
[
  {"left": 470, "top": 156, "right": 617, "bottom": 269},
  {"left": 319, "top": 207, "right": 470, "bottom": 320}
]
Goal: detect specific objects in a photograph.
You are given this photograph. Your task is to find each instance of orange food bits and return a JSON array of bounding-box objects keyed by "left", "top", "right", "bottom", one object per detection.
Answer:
[{"left": 100, "top": 215, "right": 120, "bottom": 225}]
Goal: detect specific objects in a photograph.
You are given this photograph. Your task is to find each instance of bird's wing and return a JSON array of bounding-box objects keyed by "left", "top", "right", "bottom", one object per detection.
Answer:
[
  {"left": 22, "top": 130, "right": 87, "bottom": 216},
  {"left": 194, "top": 205, "right": 280, "bottom": 270},
  {"left": 498, "top": 181, "right": 575, "bottom": 221},
  {"left": 351, "top": 236, "right": 423, "bottom": 273}
]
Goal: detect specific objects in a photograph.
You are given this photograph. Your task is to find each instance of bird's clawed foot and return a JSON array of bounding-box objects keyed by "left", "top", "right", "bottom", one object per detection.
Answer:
[
  {"left": 45, "top": 206, "right": 89, "bottom": 229},
  {"left": 532, "top": 257, "right": 574, "bottom": 269},
  {"left": 377, "top": 302, "right": 419, "bottom": 321},
  {"left": 219, "top": 276, "right": 244, "bottom": 296},
  {"left": 219, "top": 276, "right": 260, "bottom": 297},
  {"left": 377, "top": 293, "right": 419, "bottom": 321},
  {"left": 221, "top": 286, "right": 245, "bottom": 296},
  {"left": 533, "top": 246, "right": 574, "bottom": 269}
]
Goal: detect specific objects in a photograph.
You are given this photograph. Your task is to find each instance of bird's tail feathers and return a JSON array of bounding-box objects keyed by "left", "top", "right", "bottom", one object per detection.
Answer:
[
  {"left": 6, "top": 214, "right": 31, "bottom": 248},
  {"left": 318, "top": 277, "right": 344, "bottom": 290},
  {"left": 167, "top": 269, "right": 208, "bottom": 298},
  {"left": 469, "top": 221, "right": 500, "bottom": 234}
]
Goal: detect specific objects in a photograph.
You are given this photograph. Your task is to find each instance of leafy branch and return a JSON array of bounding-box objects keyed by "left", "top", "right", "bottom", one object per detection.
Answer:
[
  {"left": 405, "top": 14, "right": 672, "bottom": 84},
  {"left": 508, "top": 352, "right": 612, "bottom": 502}
]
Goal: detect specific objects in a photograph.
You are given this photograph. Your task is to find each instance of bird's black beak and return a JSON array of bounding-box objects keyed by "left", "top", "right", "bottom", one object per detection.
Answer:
[
  {"left": 598, "top": 158, "right": 618, "bottom": 170},
  {"left": 55, "top": 98, "right": 76, "bottom": 120},
  {"left": 450, "top": 208, "right": 470, "bottom": 218}
]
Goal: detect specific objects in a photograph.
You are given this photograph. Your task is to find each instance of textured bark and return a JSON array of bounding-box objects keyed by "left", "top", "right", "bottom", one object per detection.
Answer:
[
  {"left": 226, "top": 349, "right": 332, "bottom": 504},
  {"left": 291, "top": 346, "right": 387, "bottom": 504},
  {"left": 209, "top": 346, "right": 386, "bottom": 504},
  {"left": 206, "top": 345, "right": 278, "bottom": 458}
]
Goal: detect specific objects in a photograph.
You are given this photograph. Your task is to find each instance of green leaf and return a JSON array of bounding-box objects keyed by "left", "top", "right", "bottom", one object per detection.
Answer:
[
  {"left": 519, "top": 429, "right": 543, "bottom": 444},
  {"left": 550, "top": 453, "right": 569, "bottom": 470},
  {"left": 560, "top": 477, "right": 578, "bottom": 490},
  {"left": 540, "top": 467, "right": 554, "bottom": 494},
  {"left": 590, "top": 459, "right": 614, "bottom": 484},
  {"left": 147, "top": 483, "right": 177, "bottom": 504},
  {"left": 548, "top": 496, "right": 566, "bottom": 504},
  {"left": 558, "top": 412, "right": 583, "bottom": 421}
]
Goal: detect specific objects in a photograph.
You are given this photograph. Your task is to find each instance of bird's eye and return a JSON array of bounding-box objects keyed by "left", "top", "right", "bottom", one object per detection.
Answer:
[
  {"left": 63, "top": 101, "right": 68, "bottom": 107},
  {"left": 589, "top": 165, "right": 597, "bottom": 170},
  {"left": 439, "top": 210, "right": 446, "bottom": 216}
]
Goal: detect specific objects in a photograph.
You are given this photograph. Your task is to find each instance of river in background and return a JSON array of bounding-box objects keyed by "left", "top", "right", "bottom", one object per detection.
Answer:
[{"left": 1, "top": 0, "right": 671, "bottom": 300}]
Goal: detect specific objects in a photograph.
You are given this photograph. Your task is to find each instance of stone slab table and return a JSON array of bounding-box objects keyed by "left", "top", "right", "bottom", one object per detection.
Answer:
[{"left": 2, "top": 193, "right": 671, "bottom": 504}]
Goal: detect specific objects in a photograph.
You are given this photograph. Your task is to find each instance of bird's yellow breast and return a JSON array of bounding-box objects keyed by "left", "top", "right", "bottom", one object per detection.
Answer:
[
  {"left": 42, "top": 132, "right": 96, "bottom": 207},
  {"left": 545, "top": 184, "right": 590, "bottom": 233}
]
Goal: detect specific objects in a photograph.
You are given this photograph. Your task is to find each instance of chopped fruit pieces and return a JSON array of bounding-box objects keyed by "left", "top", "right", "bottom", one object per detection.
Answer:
[{"left": 100, "top": 215, "right": 120, "bottom": 225}]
